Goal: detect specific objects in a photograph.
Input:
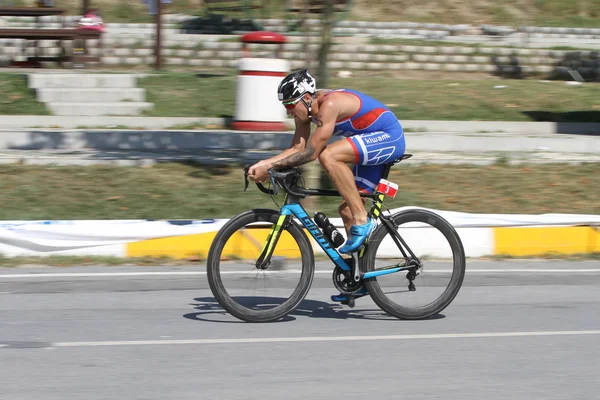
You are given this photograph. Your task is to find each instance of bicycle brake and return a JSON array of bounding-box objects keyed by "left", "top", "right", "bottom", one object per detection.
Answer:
[
  {"left": 268, "top": 169, "right": 278, "bottom": 195},
  {"left": 243, "top": 165, "right": 250, "bottom": 192}
]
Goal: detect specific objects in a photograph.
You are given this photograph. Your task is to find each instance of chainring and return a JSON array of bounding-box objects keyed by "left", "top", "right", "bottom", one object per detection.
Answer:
[{"left": 332, "top": 265, "right": 364, "bottom": 295}]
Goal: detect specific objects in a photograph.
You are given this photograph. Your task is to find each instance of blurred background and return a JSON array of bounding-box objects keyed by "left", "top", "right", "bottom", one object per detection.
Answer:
[
  {"left": 0, "top": 0, "right": 598, "bottom": 225},
  {"left": 1, "top": 5, "right": 599, "bottom": 398}
]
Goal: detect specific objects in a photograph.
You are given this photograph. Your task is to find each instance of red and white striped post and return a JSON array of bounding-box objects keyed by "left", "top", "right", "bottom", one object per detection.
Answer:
[{"left": 231, "top": 32, "right": 290, "bottom": 131}]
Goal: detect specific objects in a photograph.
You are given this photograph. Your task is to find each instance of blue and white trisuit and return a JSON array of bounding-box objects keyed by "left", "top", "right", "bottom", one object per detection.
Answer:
[{"left": 312, "top": 89, "right": 406, "bottom": 193}]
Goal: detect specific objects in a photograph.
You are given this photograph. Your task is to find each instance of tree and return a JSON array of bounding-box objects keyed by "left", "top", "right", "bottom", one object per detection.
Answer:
[
  {"left": 316, "top": 0, "right": 335, "bottom": 88},
  {"left": 82, "top": 0, "right": 90, "bottom": 15}
]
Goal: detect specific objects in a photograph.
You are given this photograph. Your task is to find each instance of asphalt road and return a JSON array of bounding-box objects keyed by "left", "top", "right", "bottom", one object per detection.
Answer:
[{"left": 1, "top": 260, "right": 599, "bottom": 400}]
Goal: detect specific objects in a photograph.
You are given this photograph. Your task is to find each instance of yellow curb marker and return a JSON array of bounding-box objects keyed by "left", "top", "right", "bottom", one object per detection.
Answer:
[
  {"left": 494, "top": 226, "right": 600, "bottom": 256},
  {"left": 127, "top": 229, "right": 303, "bottom": 259}
]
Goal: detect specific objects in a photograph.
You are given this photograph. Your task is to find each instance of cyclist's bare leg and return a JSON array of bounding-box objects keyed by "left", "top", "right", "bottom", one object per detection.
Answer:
[
  {"left": 318, "top": 140, "right": 368, "bottom": 226},
  {"left": 338, "top": 198, "right": 368, "bottom": 234}
]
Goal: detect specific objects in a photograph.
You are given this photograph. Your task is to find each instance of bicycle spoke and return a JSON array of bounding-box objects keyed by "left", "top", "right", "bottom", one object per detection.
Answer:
[
  {"left": 364, "top": 210, "right": 466, "bottom": 319},
  {"left": 207, "top": 210, "right": 314, "bottom": 322}
]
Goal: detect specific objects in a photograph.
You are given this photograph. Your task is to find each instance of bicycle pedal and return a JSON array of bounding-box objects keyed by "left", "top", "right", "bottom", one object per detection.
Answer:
[{"left": 331, "top": 292, "right": 368, "bottom": 306}]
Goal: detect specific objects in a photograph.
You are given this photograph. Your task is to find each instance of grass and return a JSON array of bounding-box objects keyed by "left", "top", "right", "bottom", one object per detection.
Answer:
[
  {"left": 532, "top": 0, "right": 600, "bottom": 27},
  {"left": 139, "top": 72, "right": 600, "bottom": 122},
  {"left": 0, "top": 162, "right": 598, "bottom": 221},
  {"left": 50, "top": 0, "right": 600, "bottom": 28},
  {"left": 385, "top": 162, "right": 600, "bottom": 215},
  {"left": 1, "top": 162, "right": 598, "bottom": 266},
  {"left": 0, "top": 254, "right": 187, "bottom": 268},
  {"left": 139, "top": 72, "right": 236, "bottom": 118},
  {"left": 347, "top": 0, "right": 600, "bottom": 27},
  {"left": 2, "top": 71, "right": 599, "bottom": 122},
  {"left": 134, "top": 72, "right": 600, "bottom": 122},
  {"left": 0, "top": 74, "right": 50, "bottom": 115}
]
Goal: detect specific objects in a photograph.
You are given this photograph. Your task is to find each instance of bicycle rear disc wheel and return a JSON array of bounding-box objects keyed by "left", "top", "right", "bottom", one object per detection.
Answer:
[
  {"left": 363, "top": 209, "right": 465, "bottom": 320},
  {"left": 206, "top": 209, "right": 314, "bottom": 323}
]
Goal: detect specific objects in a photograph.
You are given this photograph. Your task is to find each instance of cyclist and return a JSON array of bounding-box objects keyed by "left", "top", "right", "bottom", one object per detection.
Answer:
[{"left": 248, "top": 69, "right": 406, "bottom": 255}]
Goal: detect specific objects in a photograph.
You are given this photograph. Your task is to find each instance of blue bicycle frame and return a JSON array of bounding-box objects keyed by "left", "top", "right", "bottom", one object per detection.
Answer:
[
  {"left": 280, "top": 203, "right": 350, "bottom": 271},
  {"left": 259, "top": 198, "right": 412, "bottom": 282},
  {"left": 250, "top": 157, "right": 417, "bottom": 281}
]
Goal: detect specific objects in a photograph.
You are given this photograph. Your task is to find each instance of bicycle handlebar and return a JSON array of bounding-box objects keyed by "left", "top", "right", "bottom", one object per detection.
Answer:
[
  {"left": 243, "top": 165, "right": 379, "bottom": 199},
  {"left": 243, "top": 165, "right": 276, "bottom": 195},
  {"left": 244, "top": 165, "right": 344, "bottom": 199}
]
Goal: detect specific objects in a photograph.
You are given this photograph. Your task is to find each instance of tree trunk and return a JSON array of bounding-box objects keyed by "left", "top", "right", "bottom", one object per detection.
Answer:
[
  {"left": 155, "top": 0, "right": 163, "bottom": 70},
  {"left": 316, "top": 0, "right": 334, "bottom": 88},
  {"left": 300, "top": 0, "right": 310, "bottom": 68},
  {"left": 82, "top": 0, "right": 90, "bottom": 15}
]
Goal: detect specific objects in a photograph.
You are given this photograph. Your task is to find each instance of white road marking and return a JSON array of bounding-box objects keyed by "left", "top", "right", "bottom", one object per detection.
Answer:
[
  {"left": 0, "top": 269, "right": 599, "bottom": 279},
  {"left": 47, "top": 330, "right": 600, "bottom": 348}
]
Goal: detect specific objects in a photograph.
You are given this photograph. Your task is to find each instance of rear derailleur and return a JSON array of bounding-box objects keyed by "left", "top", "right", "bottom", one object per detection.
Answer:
[{"left": 404, "top": 257, "right": 423, "bottom": 292}]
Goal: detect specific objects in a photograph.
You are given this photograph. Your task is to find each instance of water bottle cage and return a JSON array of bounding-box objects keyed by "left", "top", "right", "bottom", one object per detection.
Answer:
[{"left": 314, "top": 212, "right": 345, "bottom": 248}]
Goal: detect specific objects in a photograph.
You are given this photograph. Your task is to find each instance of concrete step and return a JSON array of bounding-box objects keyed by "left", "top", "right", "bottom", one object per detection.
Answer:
[
  {"left": 37, "top": 88, "right": 146, "bottom": 103},
  {"left": 46, "top": 102, "right": 154, "bottom": 116},
  {"left": 28, "top": 74, "right": 139, "bottom": 89}
]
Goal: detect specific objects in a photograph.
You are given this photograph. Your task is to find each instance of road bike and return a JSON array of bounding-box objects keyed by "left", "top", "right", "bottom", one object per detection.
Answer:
[{"left": 206, "top": 154, "right": 466, "bottom": 322}]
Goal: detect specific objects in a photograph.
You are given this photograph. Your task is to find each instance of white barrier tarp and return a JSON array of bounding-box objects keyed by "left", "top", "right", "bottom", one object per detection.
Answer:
[
  {"left": 0, "top": 219, "right": 229, "bottom": 253},
  {"left": 0, "top": 207, "right": 599, "bottom": 256},
  {"left": 330, "top": 207, "right": 600, "bottom": 228}
]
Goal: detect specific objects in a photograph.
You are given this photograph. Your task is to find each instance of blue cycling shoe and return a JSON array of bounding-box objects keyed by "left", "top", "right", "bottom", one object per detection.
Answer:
[
  {"left": 331, "top": 286, "right": 369, "bottom": 303},
  {"left": 338, "top": 218, "right": 377, "bottom": 254}
]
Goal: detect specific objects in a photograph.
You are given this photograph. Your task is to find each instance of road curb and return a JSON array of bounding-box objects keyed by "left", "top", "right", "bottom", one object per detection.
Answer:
[
  {"left": 1, "top": 116, "right": 600, "bottom": 135},
  {"left": 0, "top": 128, "right": 598, "bottom": 155}
]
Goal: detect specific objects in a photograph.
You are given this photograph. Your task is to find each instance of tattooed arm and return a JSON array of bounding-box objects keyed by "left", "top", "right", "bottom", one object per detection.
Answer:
[
  {"left": 271, "top": 107, "right": 337, "bottom": 171},
  {"left": 271, "top": 143, "right": 317, "bottom": 170},
  {"left": 248, "top": 117, "right": 311, "bottom": 182},
  {"left": 249, "top": 96, "right": 339, "bottom": 181},
  {"left": 254, "top": 117, "right": 311, "bottom": 168}
]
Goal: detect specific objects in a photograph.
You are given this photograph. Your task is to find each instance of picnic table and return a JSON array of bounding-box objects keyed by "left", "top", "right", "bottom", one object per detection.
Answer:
[
  {"left": 0, "top": 7, "right": 102, "bottom": 67},
  {"left": 0, "top": 7, "right": 65, "bottom": 17}
]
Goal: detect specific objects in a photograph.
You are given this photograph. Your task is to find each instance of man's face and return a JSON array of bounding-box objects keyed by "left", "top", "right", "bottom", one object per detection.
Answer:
[{"left": 282, "top": 94, "right": 309, "bottom": 120}]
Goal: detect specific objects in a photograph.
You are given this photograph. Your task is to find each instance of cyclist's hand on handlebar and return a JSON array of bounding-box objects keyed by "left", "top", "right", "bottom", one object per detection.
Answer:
[{"left": 248, "top": 161, "right": 271, "bottom": 183}]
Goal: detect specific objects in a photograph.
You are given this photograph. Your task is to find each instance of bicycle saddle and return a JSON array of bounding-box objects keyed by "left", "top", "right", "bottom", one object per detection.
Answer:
[{"left": 389, "top": 153, "right": 413, "bottom": 165}]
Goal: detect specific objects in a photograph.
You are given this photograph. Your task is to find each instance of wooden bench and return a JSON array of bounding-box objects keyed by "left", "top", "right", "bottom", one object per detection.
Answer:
[
  {"left": 72, "top": 29, "right": 103, "bottom": 68},
  {"left": 0, "top": 6, "right": 65, "bottom": 18},
  {"left": 285, "top": 0, "right": 352, "bottom": 32},
  {"left": 0, "top": 7, "right": 67, "bottom": 66},
  {"left": 0, "top": 28, "right": 102, "bottom": 68}
]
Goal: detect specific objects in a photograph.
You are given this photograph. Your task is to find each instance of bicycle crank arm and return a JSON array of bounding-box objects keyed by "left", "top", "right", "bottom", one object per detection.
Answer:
[{"left": 352, "top": 251, "right": 360, "bottom": 282}]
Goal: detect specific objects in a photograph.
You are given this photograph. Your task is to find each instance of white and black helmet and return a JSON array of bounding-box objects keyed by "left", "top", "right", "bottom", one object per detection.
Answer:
[{"left": 277, "top": 69, "right": 316, "bottom": 102}]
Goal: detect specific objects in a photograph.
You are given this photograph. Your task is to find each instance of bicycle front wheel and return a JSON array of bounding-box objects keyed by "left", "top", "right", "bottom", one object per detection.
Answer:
[
  {"left": 363, "top": 209, "right": 466, "bottom": 319},
  {"left": 206, "top": 209, "right": 315, "bottom": 322}
]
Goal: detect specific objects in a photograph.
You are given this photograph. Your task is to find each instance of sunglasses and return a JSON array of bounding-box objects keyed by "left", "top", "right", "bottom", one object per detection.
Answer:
[{"left": 282, "top": 97, "right": 302, "bottom": 110}]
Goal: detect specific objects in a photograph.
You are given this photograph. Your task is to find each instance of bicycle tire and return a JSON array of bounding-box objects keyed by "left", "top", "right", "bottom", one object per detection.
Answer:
[
  {"left": 206, "top": 209, "right": 315, "bottom": 323},
  {"left": 363, "top": 209, "right": 466, "bottom": 320}
]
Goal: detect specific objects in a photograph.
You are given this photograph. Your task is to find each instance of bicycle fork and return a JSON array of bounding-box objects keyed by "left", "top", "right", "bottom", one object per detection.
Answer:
[{"left": 255, "top": 214, "right": 289, "bottom": 270}]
